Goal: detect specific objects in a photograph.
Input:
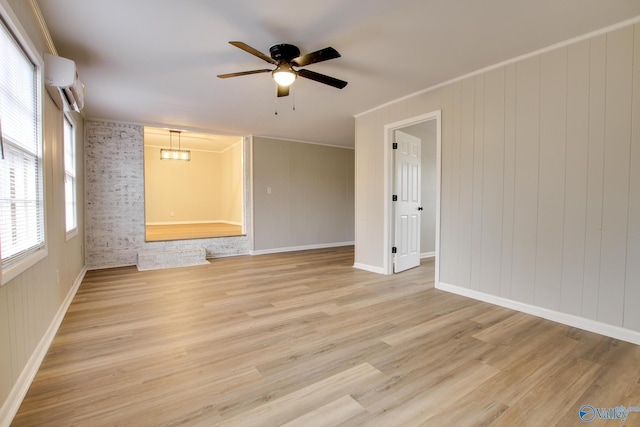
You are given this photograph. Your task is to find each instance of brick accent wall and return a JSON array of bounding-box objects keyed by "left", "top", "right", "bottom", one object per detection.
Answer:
[{"left": 85, "top": 120, "right": 251, "bottom": 269}]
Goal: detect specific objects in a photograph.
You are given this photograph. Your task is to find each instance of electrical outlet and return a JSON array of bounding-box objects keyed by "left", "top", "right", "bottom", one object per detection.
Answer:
[
  {"left": 170, "top": 211, "right": 175, "bottom": 217},
  {"left": 267, "top": 187, "right": 272, "bottom": 194}
]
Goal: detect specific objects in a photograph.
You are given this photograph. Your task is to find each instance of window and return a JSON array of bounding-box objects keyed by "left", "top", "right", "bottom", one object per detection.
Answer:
[
  {"left": 63, "top": 115, "right": 77, "bottom": 236},
  {"left": 0, "top": 15, "right": 45, "bottom": 284}
]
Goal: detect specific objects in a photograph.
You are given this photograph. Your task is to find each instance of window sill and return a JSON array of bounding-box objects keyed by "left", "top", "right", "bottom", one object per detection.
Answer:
[
  {"left": 1, "top": 247, "right": 48, "bottom": 286},
  {"left": 65, "top": 228, "right": 78, "bottom": 242}
]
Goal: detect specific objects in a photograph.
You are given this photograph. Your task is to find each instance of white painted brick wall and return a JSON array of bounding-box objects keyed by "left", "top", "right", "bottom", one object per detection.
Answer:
[{"left": 85, "top": 120, "right": 251, "bottom": 269}]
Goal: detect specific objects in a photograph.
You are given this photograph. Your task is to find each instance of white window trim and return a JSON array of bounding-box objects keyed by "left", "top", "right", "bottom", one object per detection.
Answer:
[
  {"left": 64, "top": 112, "right": 78, "bottom": 241},
  {"left": 0, "top": 0, "right": 48, "bottom": 286}
]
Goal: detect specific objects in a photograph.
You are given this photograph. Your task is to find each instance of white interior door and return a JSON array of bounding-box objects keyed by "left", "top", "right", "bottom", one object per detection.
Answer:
[{"left": 394, "top": 130, "right": 421, "bottom": 273}]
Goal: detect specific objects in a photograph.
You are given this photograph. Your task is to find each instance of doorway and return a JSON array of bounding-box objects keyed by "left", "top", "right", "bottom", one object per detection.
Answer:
[
  {"left": 383, "top": 111, "right": 441, "bottom": 280},
  {"left": 143, "top": 127, "right": 246, "bottom": 242}
]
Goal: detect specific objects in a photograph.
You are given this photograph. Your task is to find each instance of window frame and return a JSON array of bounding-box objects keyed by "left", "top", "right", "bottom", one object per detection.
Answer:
[
  {"left": 0, "top": 0, "right": 47, "bottom": 286},
  {"left": 63, "top": 113, "right": 78, "bottom": 239}
]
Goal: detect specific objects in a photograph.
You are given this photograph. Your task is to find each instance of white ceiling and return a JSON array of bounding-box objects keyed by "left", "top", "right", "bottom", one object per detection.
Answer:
[
  {"left": 143, "top": 127, "right": 242, "bottom": 152},
  {"left": 37, "top": 0, "right": 640, "bottom": 148}
]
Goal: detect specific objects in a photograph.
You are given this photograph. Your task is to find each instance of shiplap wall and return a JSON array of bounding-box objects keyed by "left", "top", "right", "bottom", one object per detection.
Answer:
[
  {"left": 1, "top": 1, "right": 87, "bottom": 421},
  {"left": 355, "top": 23, "right": 640, "bottom": 333}
]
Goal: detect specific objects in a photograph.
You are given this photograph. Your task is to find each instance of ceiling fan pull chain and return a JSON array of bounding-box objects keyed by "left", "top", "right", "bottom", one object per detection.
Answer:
[{"left": 292, "top": 87, "right": 295, "bottom": 111}]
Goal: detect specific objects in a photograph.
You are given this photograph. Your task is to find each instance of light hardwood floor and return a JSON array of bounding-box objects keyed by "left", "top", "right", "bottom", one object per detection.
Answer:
[
  {"left": 145, "top": 223, "right": 243, "bottom": 241},
  {"left": 12, "top": 246, "right": 640, "bottom": 426}
]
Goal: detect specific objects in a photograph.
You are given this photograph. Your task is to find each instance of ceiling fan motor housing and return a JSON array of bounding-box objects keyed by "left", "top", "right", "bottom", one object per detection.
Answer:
[{"left": 269, "top": 44, "right": 301, "bottom": 62}]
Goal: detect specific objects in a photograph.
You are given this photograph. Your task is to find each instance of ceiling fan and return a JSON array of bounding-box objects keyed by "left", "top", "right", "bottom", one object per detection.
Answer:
[{"left": 217, "top": 41, "right": 348, "bottom": 97}]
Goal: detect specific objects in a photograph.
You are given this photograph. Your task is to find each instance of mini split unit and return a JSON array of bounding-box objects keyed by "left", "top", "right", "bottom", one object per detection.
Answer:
[{"left": 44, "top": 53, "right": 85, "bottom": 112}]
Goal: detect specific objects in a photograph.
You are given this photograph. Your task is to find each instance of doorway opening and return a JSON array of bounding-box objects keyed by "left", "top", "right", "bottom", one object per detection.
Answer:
[
  {"left": 383, "top": 111, "right": 441, "bottom": 281},
  {"left": 143, "top": 127, "right": 246, "bottom": 242}
]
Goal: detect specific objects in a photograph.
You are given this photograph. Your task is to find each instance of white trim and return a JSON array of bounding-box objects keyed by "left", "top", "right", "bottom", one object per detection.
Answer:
[
  {"left": 28, "top": 0, "right": 57, "bottom": 55},
  {"left": 437, "top": 281, "right": 640, "bottom": 346},
  {"left": 420, "top": 251, "right": 435, "bottom": 259},
  {"left": 146, "top": 220, "right": 242, "bottom": 226},
  {"left": 353, "top": 263, "right": 386, "bottom": 275},
  {"left": 251, "top": 134, "right": 355, "bottom": 150},
  {"left": 63, "top": 113, "right": 78, "bottom": 238},
  {"left": 249, "top": 136, "right": 255, "bottom": 251},
  {"left": 0, "top": 266, "right": 87, "bottom": 427},
  {"left": 0, "top": 0, "right": 48, "bottom": 286},
  {"left": 250, "top": 241, "right": 354, "bottom": 256},
  {"left": 65, "top": 228, "right": 79, "bottom": 242},
  {"left": 355, "top": 14, "right": 640, "bottom": 118},
  {"left": 1, "top": 249, "right": 47, "bottom": 286},
  {"left": 384, "top": 111, "right": 441, "bottom": 278}
]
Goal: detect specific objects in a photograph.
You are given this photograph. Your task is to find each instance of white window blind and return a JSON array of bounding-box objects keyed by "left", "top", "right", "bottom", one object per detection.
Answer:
[
  {"left": 63, "top": 115, "right": 77, "bottom": 233},
  {"left": 0, "top": 17, "right": 45, "bottom": 272}
]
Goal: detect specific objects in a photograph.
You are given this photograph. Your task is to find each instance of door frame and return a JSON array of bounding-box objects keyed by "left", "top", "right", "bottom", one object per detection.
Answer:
[{"left": 383, "top": 110, "right": 441, "bottom": 280}]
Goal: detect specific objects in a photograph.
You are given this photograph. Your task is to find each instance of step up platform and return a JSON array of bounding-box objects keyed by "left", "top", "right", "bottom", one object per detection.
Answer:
[{"left": 136, "top": 248, "right": 209, "bottom": 271}]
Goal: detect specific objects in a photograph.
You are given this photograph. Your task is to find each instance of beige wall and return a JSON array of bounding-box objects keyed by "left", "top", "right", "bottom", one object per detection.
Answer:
[
  {"left": 0, "top": 0, "right": 86, "bottom": 419},
  {"left": 253, "top": 137, "right": 355, "bottom": 252},
  {"left": 219, "top": 142, "right": 243, "bottom": 224},
  {"left": 145, "top": 142, "right": 243, "bottom": 225},
  {"left": 355, "top": 23, "right": 640, "bottom": 335}
]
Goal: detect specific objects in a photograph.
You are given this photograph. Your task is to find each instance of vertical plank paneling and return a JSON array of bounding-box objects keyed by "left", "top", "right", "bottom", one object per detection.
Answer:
[
  {"left": 353, "top": 20, "right": 640, "bottom": 336},
  {"left": 561, "top": 40, "right": 590, "bottom": 315},
  {"left": 470, "top": 74, "right": 485, "bottom": 290},
  {"left": 500, "top": 64, "right": 517, "bottom": 298},
  {"left": 457, "top": 78, "right": 476, "bottom": 288},
  {"left": 582, "top": 35, "right": 607, "bottom": 320},
  {"left": 439, "top": 85, "right": 455, "bottom": 283},
  {"left": 479, "top": 67, "right": 505, "bottom": 295},
  {"left": 448, "top": 81, "right": 462, "bottom": 285},
  {"left": 0, "top": 288, "right": 12, "bottom": 401},
  {"left": 535, "top": 48, "right": 568, "bottom": 311},
  {"left": 625, "top": 24, "right": 640, "bottom": 331},
  {"left": 598, "top": 27, "right": 633, "bottom": 326},
  {"left": 10, "top": 282, "right": 25, "bottom": 380},
  {"left": 511, "top": 56, "right": 541, "bottom": 304}
]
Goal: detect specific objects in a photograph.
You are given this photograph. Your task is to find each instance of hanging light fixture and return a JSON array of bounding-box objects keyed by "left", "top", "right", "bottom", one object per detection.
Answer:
[{"left": 160, "top": 130, "right": 191, "bottom": 161}]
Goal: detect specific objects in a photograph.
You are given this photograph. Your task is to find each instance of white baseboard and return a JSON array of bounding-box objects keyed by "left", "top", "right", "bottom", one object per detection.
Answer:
[
  {"left": 353, "top": 263, "right": 386, "bottom": 274},
  {"left": 437, "top": 281, "right": 640, "bottom": 345},
  {"left": 0, "top": 267, "right": 87, "bottom": 427},
  {"left": 421, "top": 251, "right": 435, "bottom": 259},
  {"left": 250, "top": 241, "right": 354, "bottom": 256}
]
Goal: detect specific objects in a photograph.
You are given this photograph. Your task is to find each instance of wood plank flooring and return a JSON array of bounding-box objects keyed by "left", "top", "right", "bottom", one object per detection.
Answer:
[
  {"left": 145, "top": 223, "right": 243, "bottom": 241},
  {"left": 12, "top": 246, "right": 640, "bottom": 426}
]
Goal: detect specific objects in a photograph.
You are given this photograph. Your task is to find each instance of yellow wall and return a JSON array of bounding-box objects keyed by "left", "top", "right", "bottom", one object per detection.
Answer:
[{"left": 144, "top": 142, "right": 243, "bottom": 224}]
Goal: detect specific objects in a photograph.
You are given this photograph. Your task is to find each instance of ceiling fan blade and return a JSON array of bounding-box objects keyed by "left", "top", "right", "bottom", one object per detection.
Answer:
[
  {"left": 277, "top": 85, "right": 290, "bottom": 97},
  {"left": 292, "top": 47, "right": 340, "bottom": 67},
  {"left": 297, "top": 69, "right": 347, "bottom": 89},
  {"left": 229, "top": 41, "right": 277, "bottom": 64},
  {"left": 217, "top": 69, "right": 272, "bottom": 78}
]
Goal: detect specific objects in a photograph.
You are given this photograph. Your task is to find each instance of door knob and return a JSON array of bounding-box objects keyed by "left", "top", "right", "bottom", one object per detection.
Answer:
[{"left": 418, "top": 207, "right": 423, "bottom": 211}]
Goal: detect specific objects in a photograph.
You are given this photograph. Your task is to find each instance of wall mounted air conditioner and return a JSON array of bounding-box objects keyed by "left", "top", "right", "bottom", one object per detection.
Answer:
[{"left": 44, "top": 53, "right": 85, "bottom": 112}]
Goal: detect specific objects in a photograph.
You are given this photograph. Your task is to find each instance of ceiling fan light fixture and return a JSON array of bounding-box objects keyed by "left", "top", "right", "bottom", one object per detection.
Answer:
[{"left": 272, "top": 64, "right": 297, "bottom": 87}]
